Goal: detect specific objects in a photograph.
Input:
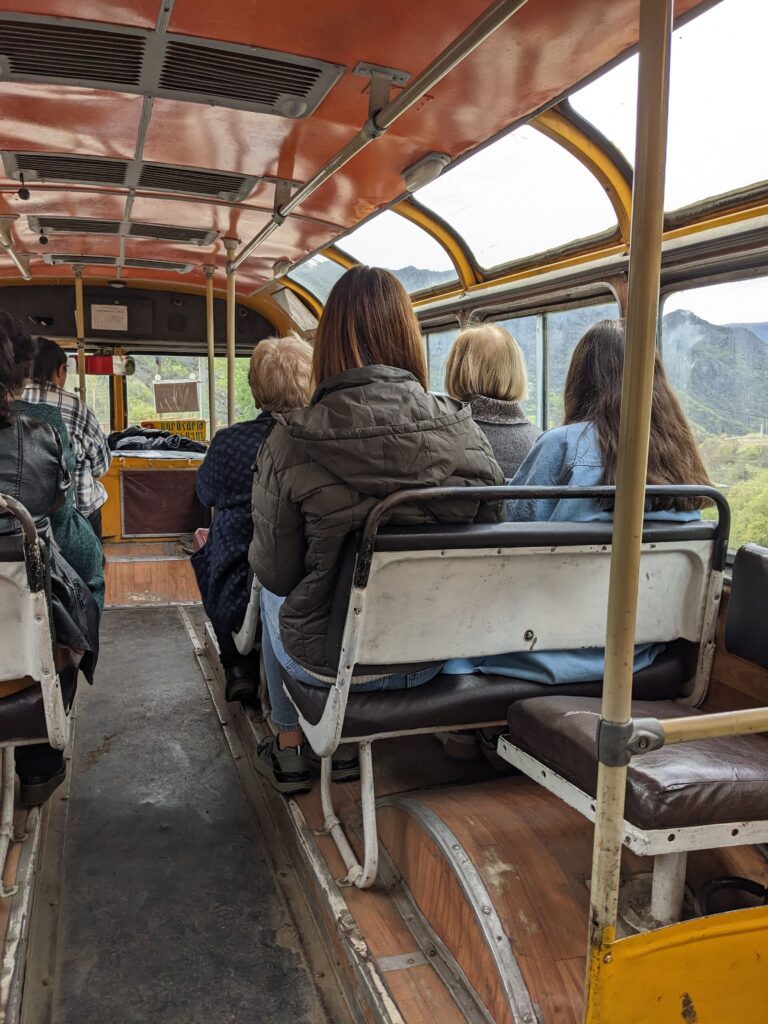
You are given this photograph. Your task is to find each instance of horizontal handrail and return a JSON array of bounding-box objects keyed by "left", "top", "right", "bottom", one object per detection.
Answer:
[
  {"left": 355, "top": 484, "right": 730, "bottom": 586},
  {"left": 661, "top": 707, "right": 768, "bottom": 745}
]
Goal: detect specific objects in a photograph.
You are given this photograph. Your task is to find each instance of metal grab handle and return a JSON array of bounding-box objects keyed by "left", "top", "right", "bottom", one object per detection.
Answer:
[
  {"left": 356, "top": 483, "right": 730, "bottom": 586},
  {"left": 0, "top": 492, "right": 46, "bottom": 593}
]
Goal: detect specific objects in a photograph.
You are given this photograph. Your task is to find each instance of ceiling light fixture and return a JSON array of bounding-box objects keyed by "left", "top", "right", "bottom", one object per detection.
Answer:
[
  {"left": 402, "top": 152, "right": 451, "bottom": 192},
  {"left": 273, "top": 258, "right": 291, "bottom": 277},
  {"left": 17, "top": 174, "right": 30, "bottom": 201},
  {"left": 38, "top": 230, "right": 49, "bottom": 245}
]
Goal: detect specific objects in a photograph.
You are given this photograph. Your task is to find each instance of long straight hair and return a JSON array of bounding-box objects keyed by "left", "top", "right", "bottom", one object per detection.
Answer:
[
  {"left": 563, "top": 319, "right": 711, "bottom": 510},
  {"left": 312, "top": 266, "right": 427, "bottom": 389}
]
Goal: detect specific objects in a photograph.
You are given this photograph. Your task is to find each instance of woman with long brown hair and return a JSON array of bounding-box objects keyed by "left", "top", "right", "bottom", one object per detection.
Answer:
[
  {"left": 249, "top": 266, "right": 504, "bottom": 793},
  {"left": 443, "top": 318, "right": 711, "bottom": 688}
]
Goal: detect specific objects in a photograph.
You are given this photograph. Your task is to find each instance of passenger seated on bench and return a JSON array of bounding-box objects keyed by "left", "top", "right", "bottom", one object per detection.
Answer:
[
  {"left": 0, "top": 315, "right": 99, "bottom": 805},
  {"left": 249, "top": 266, "right": 505, "bottom": 793},
  {"left": 192, "top": 334, "right": 313, "bottom": 703},
  {"left": 444, "top": 318, "right": 712, "bottom": 685},
  {"left": 4, "top": 323, "right": 105, "bottom": 613},
  {"left": 444, "top": 323, "right": 541, "bottom": 477}
]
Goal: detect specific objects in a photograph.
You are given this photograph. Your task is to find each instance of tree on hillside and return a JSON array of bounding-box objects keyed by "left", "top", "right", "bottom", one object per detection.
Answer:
[{"left": 724, "top": 469, "right": 768, "bottom": 549}]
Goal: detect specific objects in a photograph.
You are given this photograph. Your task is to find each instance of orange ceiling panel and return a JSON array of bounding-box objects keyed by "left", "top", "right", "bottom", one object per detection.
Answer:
[
  {"left": 28, "top": 235, "right": 123, "bottom": 258},
  {"left": 169, "top": 0, "right": 493, "bottom": 71},
  {"left": 0, "top": 1, "right": 161, "bottom": 28},
  {"left": 129, "top": 195, "right": 273, "bottom": 235},
  {"left": 0, "top": 190, "right": 129, "bottom": 224},
  {"left": 142, "top": 97, "right": 359, "bottom": 192},
  {"left": 0, "top": 83, "right": 145, "bottom": 160}
]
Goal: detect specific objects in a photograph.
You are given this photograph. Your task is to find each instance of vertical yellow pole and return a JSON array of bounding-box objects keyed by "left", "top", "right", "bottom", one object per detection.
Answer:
[
  {"left": 223, "top": 239, "right": 238, "bottom": 426},
  {"left": 587, "top": 0, "right": 673, "bottom": 964},
  {"left": 204, "top": 265, "right": 216, "bottom": 439},
  {"left": 74, "top": 268, "right": 86, "bottom": 404}
]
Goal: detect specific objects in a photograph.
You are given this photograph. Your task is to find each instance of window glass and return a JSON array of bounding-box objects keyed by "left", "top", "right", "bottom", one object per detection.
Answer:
[
  {"left": 425, "top": 328, "right": 459, "bottom": 394},
  {"left": 336, "top": 211, "right": 458, "bottom": 294},
  {"left": 570, "top": 0, "right": 768, "bottom": 210},
  {"left": 126, "top": 354, "right": 255, "bottom": 432},
  {"left": 493, "top": 316, "right": 540, "bottom": 425},
  {"left": 415, "top": 125, "right": 616, "bottom": 271},
  {"left": 546, "top": 301, "right": 620, "bottom": 426},
  {"left": 662, "top": 277, "right": 768, "bottom": 548},
  {"left": 287, "top": 254, "right": 347, "bottom": 302},
  {"left": 87, "top": 375, "right": 112, "bottom": 435}
]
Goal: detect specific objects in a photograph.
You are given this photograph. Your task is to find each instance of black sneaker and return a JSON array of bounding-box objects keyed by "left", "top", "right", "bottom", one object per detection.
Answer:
[
  {"left": 308, "top": 744, "right": 360, "bottom": 783},
  {"left": 254, "top": 737, "right": 311, "bottom": 795}
]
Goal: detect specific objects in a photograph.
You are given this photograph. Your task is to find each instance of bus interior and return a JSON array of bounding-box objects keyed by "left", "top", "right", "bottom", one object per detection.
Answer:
[{"left": 0, "top": 0, "right": 766, "bottom": 1021}]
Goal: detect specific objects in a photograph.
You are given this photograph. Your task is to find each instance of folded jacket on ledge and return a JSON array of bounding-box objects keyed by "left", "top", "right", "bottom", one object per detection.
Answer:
[{"left": 107, "top": 425, "right": 206, "bottom": 454}]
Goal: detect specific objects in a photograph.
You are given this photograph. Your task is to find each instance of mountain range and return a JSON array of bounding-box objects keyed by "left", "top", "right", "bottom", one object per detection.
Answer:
[{"left": 661, "top": 309, "right": 768, "bottom": 436}]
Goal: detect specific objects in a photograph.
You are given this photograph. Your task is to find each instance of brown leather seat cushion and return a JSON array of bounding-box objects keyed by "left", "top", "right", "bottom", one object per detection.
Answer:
[
  {"left": 280, "top": 640, "right": 694, "bottom": 738},
  {"left": 506, "top": 696, "right": 768, "bottom": 830}
]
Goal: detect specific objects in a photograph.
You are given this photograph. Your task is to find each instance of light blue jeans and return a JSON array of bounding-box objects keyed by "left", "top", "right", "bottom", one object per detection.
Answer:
[{"left": 260, "top": 588, "right": 442, "bottom": 730}]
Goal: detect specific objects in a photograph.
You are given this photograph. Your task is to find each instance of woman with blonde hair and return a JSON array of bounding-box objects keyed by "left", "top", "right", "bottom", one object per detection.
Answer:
[
  {"left": 193, "top": 333, "right": 313, "bottom": 703},
  {"left": 249, "top": 266, "right": 504, "bottom": 793},
  {"left": 444, "top": 323, "right": 541, "bottom": 477}
]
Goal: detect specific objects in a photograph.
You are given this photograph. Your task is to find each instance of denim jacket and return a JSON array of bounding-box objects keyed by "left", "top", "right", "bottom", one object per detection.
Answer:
[{"left": 443, "top": 421, "right": 699, "bottom": 683}]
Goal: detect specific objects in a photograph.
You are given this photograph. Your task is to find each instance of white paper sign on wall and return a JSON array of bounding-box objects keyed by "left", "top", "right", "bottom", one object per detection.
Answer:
[{"left": 90, "top": 303, "right": 128, "bottom": 331}]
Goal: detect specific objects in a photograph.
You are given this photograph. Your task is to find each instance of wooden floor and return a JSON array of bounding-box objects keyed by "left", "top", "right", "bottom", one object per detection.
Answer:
[
  {"left": 293, "top": 737, "right": 768, "bottom": 1024},
  {"left": 104, "top": 541, "right": 200, "bottom": 607}
]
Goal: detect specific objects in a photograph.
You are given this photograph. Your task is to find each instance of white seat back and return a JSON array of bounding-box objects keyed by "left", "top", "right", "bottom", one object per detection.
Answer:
[{"left": 357, "top": 535, "right": 714, "bottom": 666}]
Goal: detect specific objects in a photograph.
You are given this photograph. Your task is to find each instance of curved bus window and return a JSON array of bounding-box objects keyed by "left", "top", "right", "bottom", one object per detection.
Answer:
[
  {"left": 336, "top": 211, "right": 458, "bottom": 294},
  {"left": 662, "top": 277, "right": 768, "bottom": 548},
  {"left": 570, "top": 0, "right": 768, "bottom": 211},
  {"left": 415, "top": 125, "right": 616, "bottom": 271},
  {"left": 287, "top": 254, "right": 347, "bottom": 303}
]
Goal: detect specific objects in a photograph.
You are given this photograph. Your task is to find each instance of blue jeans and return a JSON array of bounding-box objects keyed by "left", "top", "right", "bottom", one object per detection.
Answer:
[{"left": 260, "top": 588, "right": 442, "bottom": 730}]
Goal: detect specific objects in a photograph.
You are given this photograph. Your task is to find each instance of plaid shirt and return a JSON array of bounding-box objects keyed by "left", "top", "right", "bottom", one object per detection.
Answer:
[{"left": 22, "top": 382, "right": 111, "bottom": 515}]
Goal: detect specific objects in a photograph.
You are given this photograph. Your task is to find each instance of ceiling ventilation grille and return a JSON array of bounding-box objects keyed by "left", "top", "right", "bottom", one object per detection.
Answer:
[
  {"left": 32, "top": 217, "right": 122, "bottom": 235},
  {"left": 128, "top": 223, "right": 216, "bottom": 245},
  {"left": 0, "top": 18, "right": 145, "bottom": 86},
  {"left": 43, "top": 254, "right": 118, "bottom": 266},
  {"left": 138, "top": 163, "right": 254, "bottom": 201},
  {"left": 159, "top": 38, "right": 342, "bottom": 117},
  {"left": 6, "top": 153, "right": 129, "bottom": 186},
  {"left": 124, "top": 258, "right": 193, "bottom": 273}
]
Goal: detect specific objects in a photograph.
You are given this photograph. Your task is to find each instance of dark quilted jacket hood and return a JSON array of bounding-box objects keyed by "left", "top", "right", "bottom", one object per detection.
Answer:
[
  {"left": 280, "top": 365, "right": 480, "bottom": 496},
  {"left": 250, "top": 364, "right": 505, "bottom": 677}
]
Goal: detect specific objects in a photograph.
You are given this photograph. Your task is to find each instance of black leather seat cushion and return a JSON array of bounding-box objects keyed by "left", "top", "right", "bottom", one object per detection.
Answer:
[
  {"left": 726, "top": 544, "right": 768, "bottom": 669},
  {"left": 280, "top": 640, "right": 694, "bottom": 738},
  {"left": 506, "top": 696, "right": 768, "bottom": 830},
  {"left": 0, "top": 684, "right": 48, "bottom": 744}
]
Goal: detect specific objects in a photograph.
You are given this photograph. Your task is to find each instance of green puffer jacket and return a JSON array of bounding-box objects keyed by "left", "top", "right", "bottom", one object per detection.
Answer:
[{"left": 249, "top": 365, "right": 505, "bottom": 677}]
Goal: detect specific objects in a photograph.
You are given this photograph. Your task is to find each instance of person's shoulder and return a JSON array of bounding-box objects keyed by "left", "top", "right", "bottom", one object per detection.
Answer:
[
  {"left": 16, "top": 413, "right": 58, "bottom": 447},
  {"left": 531, "top": 424, "right": 575, "bottom": 450}
]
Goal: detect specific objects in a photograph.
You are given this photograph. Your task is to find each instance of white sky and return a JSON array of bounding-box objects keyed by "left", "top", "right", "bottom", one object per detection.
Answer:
[
  {"left": 338, "top": 210, "right": 455, "bottom": 270},
  {"left": 664, "top": 275, "right": 768, "bottom": 323}
]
